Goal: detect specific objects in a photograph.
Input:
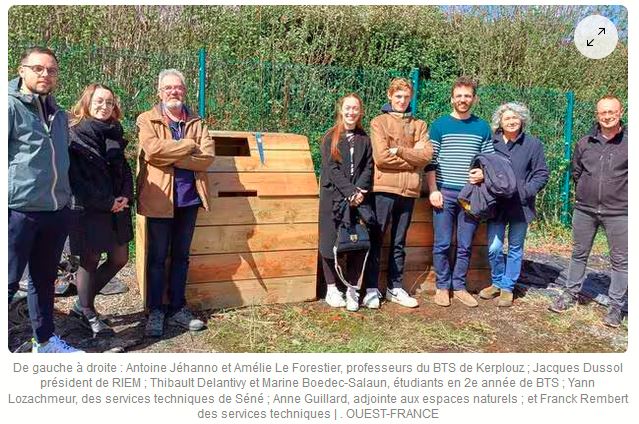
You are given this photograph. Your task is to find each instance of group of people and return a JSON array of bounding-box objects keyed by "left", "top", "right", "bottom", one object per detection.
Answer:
[
  {"left": 8, "top": 46, "right": 627, "bottom": 353},
  {"left": 9, "top": 47, "right": 214, "bottom": 353},
  {"left": 318, "top": 77, "right": 627, "bottom": 329}
]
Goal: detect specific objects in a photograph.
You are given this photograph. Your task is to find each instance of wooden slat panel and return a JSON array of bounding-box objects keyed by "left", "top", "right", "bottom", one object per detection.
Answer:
[
  {"left": 197, "top": 197, "right": 319, "bottom": 226},
  {"left": 209, "top": 172, "right": 318, "bottom": 197},
  {"left": 411, "top": 201, "right": 433, "bottom": 222},
  {"left": 209, "top": 151, "right": 314, "bottom": 173},
  {"left": 186, "top": 275, "right": 317, "bottom": 310},
  {"left": 190, "top": 223, "right": 318, "bottom": 255},
  {"left": 188, "top": 250, "right": 317, "bottom": 283},
  {"left": 209, "top": 131, "right": 310, "bottom": 151}
]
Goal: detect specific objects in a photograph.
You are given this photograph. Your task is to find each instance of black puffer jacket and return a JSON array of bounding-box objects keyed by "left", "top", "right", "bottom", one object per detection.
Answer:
[
  {"left": 572, "top": 124, "right": 627, "bottom": 216},
  {"left": 69, "top": 118, "right": 134, "bottom": 253}
]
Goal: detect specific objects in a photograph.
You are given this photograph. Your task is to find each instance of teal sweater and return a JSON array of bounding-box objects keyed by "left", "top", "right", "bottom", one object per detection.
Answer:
[{"left": 426, "top": 114, "right": 493, "bottom": 190}]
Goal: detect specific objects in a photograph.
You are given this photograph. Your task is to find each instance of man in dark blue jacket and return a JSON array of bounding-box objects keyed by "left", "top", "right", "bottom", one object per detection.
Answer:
[
  {"left": 8, "top": 47, "right": 82, "bottom": 352},
  {"left": 549, "top": 95, "right": 627, "bottom": 327}
]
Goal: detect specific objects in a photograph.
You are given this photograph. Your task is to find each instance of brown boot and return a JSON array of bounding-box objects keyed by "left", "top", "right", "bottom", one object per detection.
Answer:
[
  {"left": 434, "top": 289, "right": 450, "bottom": 307},
  {"left": 453, "top": 290, "right": 478, "bottom": 307},
  {"left": 479, "top": 285, "right": 500, "bottom": 300},
  {"left": 497, "top": 290, "right": 513, "bottom": 307}
]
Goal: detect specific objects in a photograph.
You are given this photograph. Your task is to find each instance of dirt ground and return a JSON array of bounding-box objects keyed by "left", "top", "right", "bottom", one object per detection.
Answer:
[{"left": 8, "top": 251, "right": 627, "bottom": 353}]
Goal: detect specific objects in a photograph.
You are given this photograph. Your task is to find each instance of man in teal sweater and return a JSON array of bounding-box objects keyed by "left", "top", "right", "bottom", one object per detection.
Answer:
[{"left": 425, "top": 76, "right": 493, "bottom": 308}]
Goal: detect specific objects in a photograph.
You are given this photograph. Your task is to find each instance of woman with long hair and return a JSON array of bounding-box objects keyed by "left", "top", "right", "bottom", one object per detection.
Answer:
[
  {"left": 318, "top": 93, "right": 375, "bottom": 312},
  {"left": 68, "top": 83, "right": 133, "bottom": 335}
]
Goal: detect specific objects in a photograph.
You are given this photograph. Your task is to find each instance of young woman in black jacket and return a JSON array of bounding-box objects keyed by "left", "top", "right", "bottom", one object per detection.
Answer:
[
  {"left": 318, "top": 94, "right": 375, "bottom": 312},
  {"left": 68, "top": 84, "right": 133, "bottom": 335}
]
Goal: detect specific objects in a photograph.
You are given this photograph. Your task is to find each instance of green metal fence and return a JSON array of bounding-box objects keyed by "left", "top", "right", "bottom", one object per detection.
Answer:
[{"left": 9, "top": 43, "right": 609, "bottom": 225}]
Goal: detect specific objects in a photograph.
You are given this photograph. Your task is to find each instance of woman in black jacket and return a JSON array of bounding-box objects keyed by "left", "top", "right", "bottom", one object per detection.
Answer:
[
  {"left": 68, "top": 84, "right": 133, "bottom": 335},
  {"left": 319, "top": 93, "right": 375, "bottom": 312}
]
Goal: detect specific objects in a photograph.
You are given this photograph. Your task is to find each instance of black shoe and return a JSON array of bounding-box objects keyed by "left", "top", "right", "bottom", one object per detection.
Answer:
[
  {"left": 603, "top": 306, "right": 623, "bottom": 328},
  {"left": 548, "top": 291, "right": 577, "bottom": 313}
]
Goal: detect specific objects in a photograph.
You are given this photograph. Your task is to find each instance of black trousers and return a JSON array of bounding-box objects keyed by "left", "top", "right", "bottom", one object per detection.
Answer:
[
  {"left": 8, "top": 208, "right": 71, "bottom": 343},
  {"left": 363, "top": 193, "right": 415, "bottom": 290}
]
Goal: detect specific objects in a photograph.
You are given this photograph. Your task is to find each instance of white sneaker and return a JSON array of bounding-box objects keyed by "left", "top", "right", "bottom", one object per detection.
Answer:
[
  {"left": 325, "top": 285, "right": 346, "bottom": 308},
  {"left": 345, "top": 287, "right": 359, "bottom": 312},
  {"left": 32, "top": 335, "right": 85, "bottom": 353},
  {"left": 386, "top": 287, "right": 418, "bottom": 308},
  {"left": 362, "top": 289, "right": 380, "bottom": 309}
]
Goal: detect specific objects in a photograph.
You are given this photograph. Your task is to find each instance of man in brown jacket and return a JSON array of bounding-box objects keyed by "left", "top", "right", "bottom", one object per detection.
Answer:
[
  {"left": 137, "top": 69, "right": 214, "bottom": 337},
  {"left": 363, "top": 78, "right": 433, "bottom": 309}
]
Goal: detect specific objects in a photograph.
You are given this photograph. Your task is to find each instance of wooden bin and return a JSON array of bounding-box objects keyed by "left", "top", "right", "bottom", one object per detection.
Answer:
[
  {"left": 379, "top": 201, "right": 490, "bottom": 295},
  {"left": 136, "top": 131, "right": 319, "bottom": 310}
]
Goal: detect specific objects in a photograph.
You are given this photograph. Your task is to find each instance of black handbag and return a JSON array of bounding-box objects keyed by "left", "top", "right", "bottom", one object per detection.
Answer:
[{"left": 334, "top": 204, "right": 370, "bottom": 253}]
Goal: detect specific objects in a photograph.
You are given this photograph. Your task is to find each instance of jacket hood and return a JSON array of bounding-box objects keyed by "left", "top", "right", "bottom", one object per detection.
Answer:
[
  {"left": 380, "top": 102, "right": 412, "bottom": 115},
  {"left": 9, "top": 77, "right": 22, "bottom": 96}
]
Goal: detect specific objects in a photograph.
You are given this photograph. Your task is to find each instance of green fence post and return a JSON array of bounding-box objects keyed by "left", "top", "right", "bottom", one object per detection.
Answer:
[
  {"left": 198, "top": 48, "right": 206, "bottom": 117},
  {"left": 410, "top": 67, "right": 419, "bottom": 116},
  {"left": 561, "top": 91, "right": 575, "bottom": 226}
]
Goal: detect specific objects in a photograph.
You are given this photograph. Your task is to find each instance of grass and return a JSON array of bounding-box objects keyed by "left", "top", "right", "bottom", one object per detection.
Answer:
[{"left": 199, "top": 303, "right": 500, "bottom": 353}]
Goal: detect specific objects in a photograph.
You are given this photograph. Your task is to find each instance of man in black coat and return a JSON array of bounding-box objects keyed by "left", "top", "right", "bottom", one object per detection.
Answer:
[{"left": 549, "top": 95, "right": 627, "bottom": 328}]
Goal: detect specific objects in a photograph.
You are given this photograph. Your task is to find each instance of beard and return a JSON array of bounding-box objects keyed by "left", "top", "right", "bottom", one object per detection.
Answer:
[
  {"left": 165, "top": 99, "right": 183, "bottom": 110},
  {"left": 26, "top": 81, "right": 52, "bottom": 95}
]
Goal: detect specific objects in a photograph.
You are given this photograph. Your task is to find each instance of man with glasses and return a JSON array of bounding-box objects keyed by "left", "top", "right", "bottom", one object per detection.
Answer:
[
  {"left": 136, "top": 69, "right": 214, "bottom": 337},
  {"left": 549, "top": 95, "right": 627, "bottom": 328},
  {"left": 8, "top": 47, "right": 82, "bottom": 352}
]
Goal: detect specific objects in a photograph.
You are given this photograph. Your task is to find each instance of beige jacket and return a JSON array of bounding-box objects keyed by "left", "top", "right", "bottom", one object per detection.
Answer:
[
  {"left": 136, "top": 105, "right": 214, "bottom": 218},
  {"left": 370, "top": 112, "right": 433, "bottom": 198}
]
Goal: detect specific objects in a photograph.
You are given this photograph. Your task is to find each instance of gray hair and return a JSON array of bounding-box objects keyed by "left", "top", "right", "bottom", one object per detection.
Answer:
[
  {"left": 491, "top": 102, "right": 531, "bottom": 132},
  {"left": 157, "top": 69, "right": 186, "bottom": 91}
]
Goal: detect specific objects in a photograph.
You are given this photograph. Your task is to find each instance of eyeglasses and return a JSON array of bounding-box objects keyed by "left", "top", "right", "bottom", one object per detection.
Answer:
[
  {"left": 160, "top": 85, "right": 185, "bottom": 93},
  {"left": 92, "top": 98, "right": 115, "bottom": 108},
  {"left": 21, "top": 64, "right": 59, "bottom": 77}
]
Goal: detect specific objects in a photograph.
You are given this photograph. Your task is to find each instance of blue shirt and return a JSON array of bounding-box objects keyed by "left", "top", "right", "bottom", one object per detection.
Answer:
[
  {"left": 168, "top": 119, "right": 201, "bottom": 208},
  {"left": 426, "top": 114, "right": 493, "bottom": 191}
]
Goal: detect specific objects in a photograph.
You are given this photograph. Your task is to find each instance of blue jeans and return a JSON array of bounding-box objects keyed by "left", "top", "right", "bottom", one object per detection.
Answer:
[
  {"left": 432, "top": 188, "right": 479, "bottom": 290},
  {"left": 8, "top": 208, "right": 71, "bottom": 343},
  {"left": 146, "top": 205, "right": 199, "bottom": 312},
  {"left": 487, "top": 219, "right": 528, "bottom": 292}
]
